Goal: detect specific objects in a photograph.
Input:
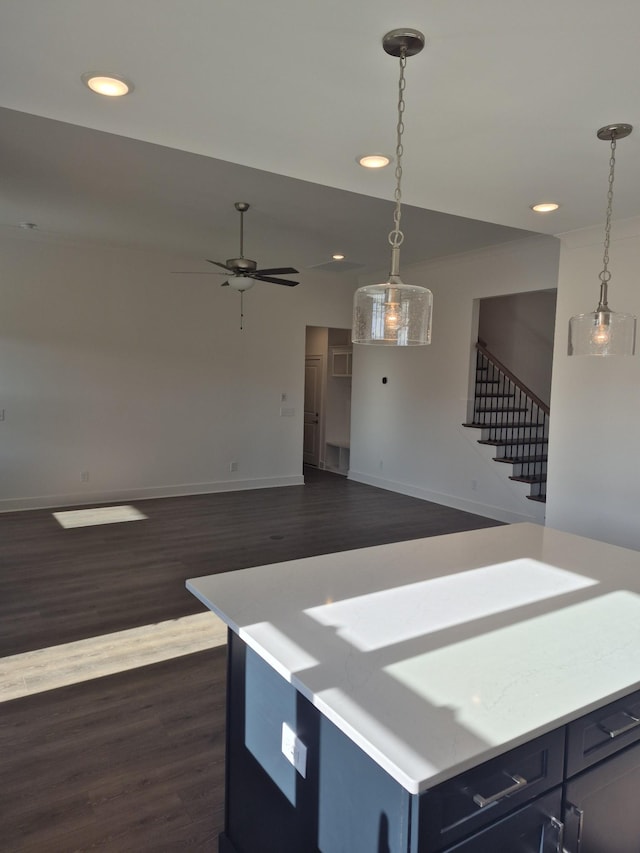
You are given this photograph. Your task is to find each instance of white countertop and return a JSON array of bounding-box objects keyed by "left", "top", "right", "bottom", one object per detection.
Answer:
[{"left": 187, "top": 523, "right": 640, "bottom": 793}]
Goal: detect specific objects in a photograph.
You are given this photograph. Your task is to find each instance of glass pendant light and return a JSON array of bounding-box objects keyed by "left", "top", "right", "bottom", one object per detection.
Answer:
[
  {"left": 352, "top": 29, "right": 433, "bottom": 346},
  {"left": 568, "top": 124, "right": 637, "bottom": 356}
]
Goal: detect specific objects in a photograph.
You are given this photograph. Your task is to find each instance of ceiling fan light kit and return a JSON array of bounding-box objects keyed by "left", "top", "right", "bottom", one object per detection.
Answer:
[
  {"left": 227, "top": 275, "right": 255, "bottom": 292},
  {"left": 352, "top": 29, "right": 433, "bottom": 347},
  {"left": 568, "top": 124, "right": 637, "bottom": 356}
]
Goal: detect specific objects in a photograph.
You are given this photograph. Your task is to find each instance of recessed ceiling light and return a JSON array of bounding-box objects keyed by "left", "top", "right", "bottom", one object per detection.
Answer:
[
  {"left": 332, "top": 254, "right": 345, "bottom": 261},
  {"left": 358, "top": 154, "right": 391, "bottom": 169},
  {"left": 530, "top": 202, "right": 560, "bottom": 213},
  {"left": 81, "top": 72, "right": 133, "bottom": 97}
]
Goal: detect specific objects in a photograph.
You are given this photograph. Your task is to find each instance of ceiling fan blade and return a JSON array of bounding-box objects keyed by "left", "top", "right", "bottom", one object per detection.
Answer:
[
  {"left": 207, "top": 259, "right": 233, "bottom": 271},
  {"left": 254, "top": 266, "right": 299, "bottom": 276},
  {"left": 221, "top": 281, "right": 230, "bottom": 287},
  {"left": 255, "top": 275, "right": 299, "bottom": 287}
]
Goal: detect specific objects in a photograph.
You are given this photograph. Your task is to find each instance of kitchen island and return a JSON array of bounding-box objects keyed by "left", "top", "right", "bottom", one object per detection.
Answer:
[{"left": 187, "top": 522, "right": 640, "bottom": 852}]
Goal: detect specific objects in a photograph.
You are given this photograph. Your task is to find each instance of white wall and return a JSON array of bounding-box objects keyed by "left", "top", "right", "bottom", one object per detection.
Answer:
[
  {"left": 545, "top": 216, "right": 640, "bottom": 550},
  {"left": 9, "top": 221, "right": 638, "bottom": 549},
  {"left": 349, "top": 236, "right": 561, "bottom": 524},
  {"left": 0, "top": 233, "right": 355, "bottom": 510}
]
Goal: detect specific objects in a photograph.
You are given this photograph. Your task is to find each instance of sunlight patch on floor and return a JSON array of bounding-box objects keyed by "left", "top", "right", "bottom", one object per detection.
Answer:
[
  {"left": 0, "top": 611, "right": 227, "bottom": 702},
  {"left": 53, "top": 505, "right": 147, "bottom": 528}
]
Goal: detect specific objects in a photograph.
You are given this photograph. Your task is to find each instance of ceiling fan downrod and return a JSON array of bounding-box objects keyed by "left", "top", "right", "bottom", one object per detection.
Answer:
[{"left": 235, "top": 201, "right": 250, "bottom": 259}]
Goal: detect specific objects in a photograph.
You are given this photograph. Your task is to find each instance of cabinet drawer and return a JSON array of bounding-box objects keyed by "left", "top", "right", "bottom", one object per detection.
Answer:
[
  {"left": 566, "top": 687, "right": 640, "bottom": 777},
  {"left": 443, "top": 788, "right": 563, "bottom": 853},
  {"left": 418, "top": 728, "right": 565, "bottom": 852}
]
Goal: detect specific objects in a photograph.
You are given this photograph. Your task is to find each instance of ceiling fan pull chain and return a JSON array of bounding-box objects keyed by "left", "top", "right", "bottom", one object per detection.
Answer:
[{"left": 240, "top": 290, "right": 244, "bottom": 330}]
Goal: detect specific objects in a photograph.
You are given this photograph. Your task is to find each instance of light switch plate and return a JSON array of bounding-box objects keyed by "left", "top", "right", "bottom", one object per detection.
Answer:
[{"left": 281, "top": 722, "right": 307, "bottom": 778}]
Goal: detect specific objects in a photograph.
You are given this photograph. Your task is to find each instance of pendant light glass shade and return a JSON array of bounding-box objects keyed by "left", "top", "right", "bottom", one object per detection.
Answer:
[
  {"left": 353, "top": 279, "right": 432, "bottom": 345},
  {"left": 568, "top": 308, "right": 636, "bottom": 356}
]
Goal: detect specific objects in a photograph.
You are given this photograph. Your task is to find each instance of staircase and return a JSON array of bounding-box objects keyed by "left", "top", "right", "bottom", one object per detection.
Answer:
[{"left": 463, "top": 342, "right": 549, "bottom": 503}]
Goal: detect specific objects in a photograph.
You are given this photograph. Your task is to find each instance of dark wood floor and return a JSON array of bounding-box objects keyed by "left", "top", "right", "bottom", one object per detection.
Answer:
[{"left": 0, "top": 468, "right": 502, "bottom": 852}]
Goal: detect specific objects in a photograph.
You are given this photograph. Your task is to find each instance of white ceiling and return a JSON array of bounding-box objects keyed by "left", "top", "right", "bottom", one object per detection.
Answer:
[{"left": 1, "top": 0, "right": 638, "bottom": 274}]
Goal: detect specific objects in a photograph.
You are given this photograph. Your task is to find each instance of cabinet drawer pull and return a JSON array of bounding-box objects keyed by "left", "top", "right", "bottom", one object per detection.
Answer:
[
  {"left": 547, "top": 817, "right": 565, "bottom": 853},
  {"left": 598, "top": 711, "right": 640, "bottom": 739},
  {"left": 472, "top": 773, "right": 528, "bottom": 808}
]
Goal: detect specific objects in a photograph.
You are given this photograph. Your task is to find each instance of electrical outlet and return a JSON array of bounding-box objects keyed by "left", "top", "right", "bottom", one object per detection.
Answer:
[
  {"left": 281, "top": 722, "right": 307, "bottom": 778},
  {"left": 80, "top": 471, "right": 90, "bottom": 483},
  {"left": 471, "top": 479, "right": 478, "bottom": 491},
  {"left": 229, "top": 461, "right": 238, "bottom": 472},
  {"left": 379, "top": 459, "right": 384, "bottom": 470},
  {"left": 0, "top": 409, "right": 5, "bottom": 421}
]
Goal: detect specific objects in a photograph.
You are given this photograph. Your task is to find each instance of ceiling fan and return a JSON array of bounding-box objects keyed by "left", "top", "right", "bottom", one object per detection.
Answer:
[
  {"left": 208, "top": 201, "right": 299, "bottom": 291},
  {"left": 174, "top": 202, "right": 299, "bottom": 329}
]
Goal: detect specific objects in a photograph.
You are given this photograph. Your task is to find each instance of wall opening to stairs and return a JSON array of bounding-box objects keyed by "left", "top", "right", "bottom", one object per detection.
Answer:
[
  {"left": 478, "top": 289, "right": 557, "bottom": 406},
  {"left": 463, "top": 289, "right": 557, "bottom": 507}
]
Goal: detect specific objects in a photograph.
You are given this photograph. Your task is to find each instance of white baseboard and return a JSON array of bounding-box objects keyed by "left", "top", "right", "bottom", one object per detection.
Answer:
[
  {"left": 347, "top": 470, "right": 545, "bottom": 525},
  {"left": 0, "top": 475, "right": 305, "bottom": 513}
]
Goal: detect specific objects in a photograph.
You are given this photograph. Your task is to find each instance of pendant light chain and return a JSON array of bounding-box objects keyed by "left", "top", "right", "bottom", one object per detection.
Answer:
[
  {"left": 598, "top": 136, "right": 617, "bottom": 307},
  {"left": 389, "top": 49, "right": 407, "bottom": 274}
]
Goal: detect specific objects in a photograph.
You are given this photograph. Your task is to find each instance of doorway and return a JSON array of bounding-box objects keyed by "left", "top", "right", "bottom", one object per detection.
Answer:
[
  {"left": 476, "top": 289, "right": 557, "bottom": 405},
  {"left": 304, "top": 327, "right": 352, "bottom": 474}
]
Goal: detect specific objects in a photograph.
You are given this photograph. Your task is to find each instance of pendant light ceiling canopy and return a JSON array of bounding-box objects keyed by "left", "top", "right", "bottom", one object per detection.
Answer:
[
  {"left": 568, "top": 124, "right": 637, "bottom": 357},
  {"left": 352, "top": 29, "right": 433, "bottom": 347}
]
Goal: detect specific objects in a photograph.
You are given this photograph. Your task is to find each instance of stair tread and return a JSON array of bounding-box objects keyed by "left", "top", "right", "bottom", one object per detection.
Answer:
[
  {"left": 478, "top": 437, "right": 548, "bottom": 446},
  {"left": 464, "top": 421, "right": 547, "bottom": 428},
  {"left": 475, "top": 393, "right": 515, "bottom": 398},
  {"left": 527, "top": 495, "right": 547, "bottom": 503},
  {"left": 509, "top": 474, "right": 548, "bottom": 484},
  {"left": 493, "top": 455, "right": 548, "bottom": 464},
  {"left": 474, "top": 407, "right": 529, "bottom": 413}
]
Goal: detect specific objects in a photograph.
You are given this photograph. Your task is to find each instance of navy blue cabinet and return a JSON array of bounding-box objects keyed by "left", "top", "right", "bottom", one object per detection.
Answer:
[
  {"left": 563, "top": 689, "right": 640, "bottom": 853},
  {"left": 223, "top": 633, "right": 413, "bottom": 853},
  {"left": 220, "top": 634, "right": 566, "bottom": 853},
  {"left": 218, "top": 635, "right": 640, "bottom": 853}
]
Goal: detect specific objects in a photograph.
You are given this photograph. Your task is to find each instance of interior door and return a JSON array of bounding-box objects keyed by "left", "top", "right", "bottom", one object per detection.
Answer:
[{"left": 303, "top": 355, "right": 323, "bottom": 467}]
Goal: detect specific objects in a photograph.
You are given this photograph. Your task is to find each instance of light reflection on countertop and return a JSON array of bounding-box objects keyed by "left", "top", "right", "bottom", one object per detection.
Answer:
[
  {"left": 385, "top": 590, "right": 640, "bottom": 746},
  {"left": 305, "top": 559, "right": 597, "bottom": 652}
]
